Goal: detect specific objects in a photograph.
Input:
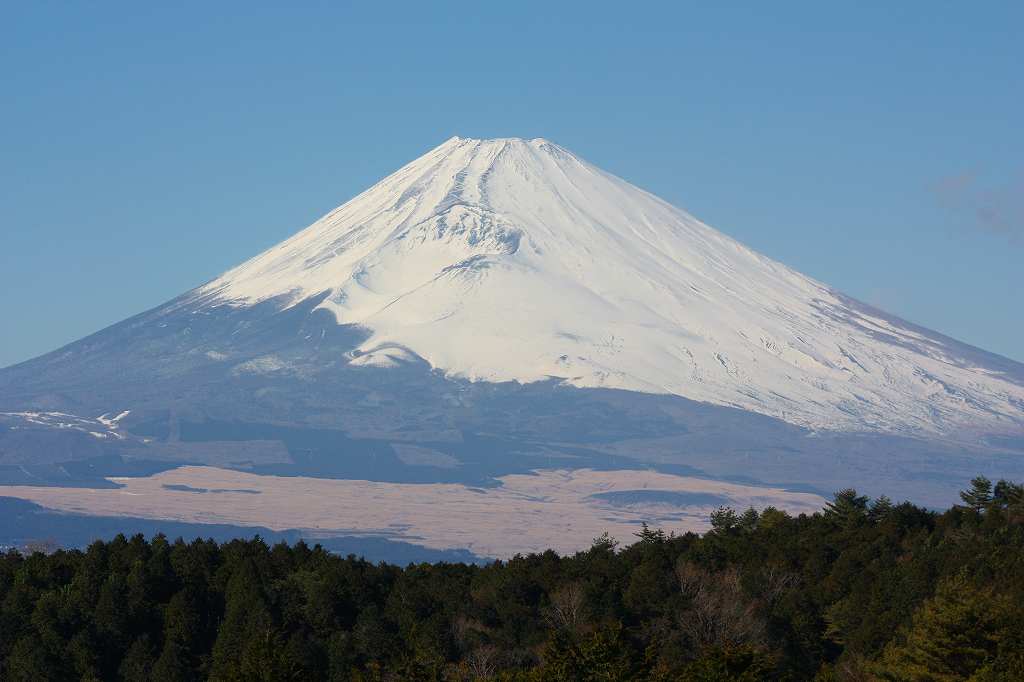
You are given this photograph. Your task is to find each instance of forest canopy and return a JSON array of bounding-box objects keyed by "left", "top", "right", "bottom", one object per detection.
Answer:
[{"left": 1, "top": 476, "right": 1022, "bottom": 681}]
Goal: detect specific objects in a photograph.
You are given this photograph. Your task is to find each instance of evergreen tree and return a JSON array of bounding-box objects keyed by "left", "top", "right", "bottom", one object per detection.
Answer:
[
  {"left": 960, "top": 476, "right": 994, "bottom": 511},
  {"left": 738, "top": 507, "right": 760, "bottom": 533},
  {"left": 151, "top": 642, "right": 195, "bottom": 682},
  {"left": 208, "top": 557, "right": 289, "bottom": 681},
  {"left": 868, "top": 495, "right": 894, "bottom": 523},
  {"left": 152, "top": 589, "right": 202, "bottom": 682},
  {"left": 119, "top": 635, "right": 156, "bottom": 681},
  {"left": 679, "top": 646, "right": 775, "bottom": 681},
  {"left": 634, "top": 522, "right": 668, "bottom": 544},
  {"left": 877, "top": 574, "right": 1009, "bottom": 681},
  {"left": 538, "top": 624, "right": 634, "bottom": 681},
  {"left": 824, "top": 489, "right": 869, "bottom": 527},
  {"left": 993, "top": 479, "right": 1024, "bottom": 508},
  {"left": 709, "top": 507, "right": 739, "bottom": 533},
  {"left": 756, "top": 506, "right": 789, "bottom": 530}
]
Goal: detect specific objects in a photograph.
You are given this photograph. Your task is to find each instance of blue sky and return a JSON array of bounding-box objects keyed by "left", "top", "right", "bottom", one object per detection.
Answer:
[{"left": 2, "top": 2, "right": 1021, "bottom": 367}]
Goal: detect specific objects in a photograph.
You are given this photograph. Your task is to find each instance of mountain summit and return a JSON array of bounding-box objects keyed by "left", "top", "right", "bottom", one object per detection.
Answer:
[
  {"left": 184, "top": 136, "right": 1023, "bottom": 437},
  {"left": 2, "top": 136, "right": 1023, "bottom": 505}
]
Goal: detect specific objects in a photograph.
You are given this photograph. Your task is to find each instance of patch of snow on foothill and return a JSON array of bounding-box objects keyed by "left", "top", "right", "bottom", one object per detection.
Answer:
[
  {"left": 192, "top": 137, "right": 1024, "bottom": 437},
  {"left": 2, "top": 411, "right": 126, "bottom": 440},
  {"left": 97, "top": 410, "right": 130, "bottom": 429},
  {"left": 232, "top": 356, "right": 288, "bottom": 375}
]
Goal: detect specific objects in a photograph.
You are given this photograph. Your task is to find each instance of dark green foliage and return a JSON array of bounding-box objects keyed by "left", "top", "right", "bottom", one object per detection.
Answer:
[
  {"left": 824, "top": 488, "right": 869, "bottom": 528},
  {"left": 960, "top": 476, "right": 994, "bottom": 511},
  {"left": 709, "top": 506, "right": 740, "bottom": 533},
  {"left": 876, "top": 573, "right": 1014, "bottom": 681},
  {"left": 1, "top": 478, "right": 1023, "bottom": 680},
  {"left": 993, "top": 479, "right": 1024, "bottom": 507},
  {"left": 536, "top": 623, "right": 636, "bottom": 681}
]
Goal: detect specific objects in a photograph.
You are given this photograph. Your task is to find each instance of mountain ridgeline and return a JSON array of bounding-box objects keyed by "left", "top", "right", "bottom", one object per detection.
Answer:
[
  {"left": 1, "top": 137, "right": 1023, "bottom": 506},
  {"left": 1, "top": 477, "right": 1022, "bottom": 680}
]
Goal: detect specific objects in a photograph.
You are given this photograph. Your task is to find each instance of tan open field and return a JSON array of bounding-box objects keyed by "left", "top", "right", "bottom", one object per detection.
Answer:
[{"left": 4, "top": 467, "right": 827, "bottom": 557}]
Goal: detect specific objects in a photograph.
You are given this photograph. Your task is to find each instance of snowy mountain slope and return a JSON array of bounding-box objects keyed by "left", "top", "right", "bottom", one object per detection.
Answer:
[{"left": 186, "top": 136, "right": 1024, "bottom": 437}]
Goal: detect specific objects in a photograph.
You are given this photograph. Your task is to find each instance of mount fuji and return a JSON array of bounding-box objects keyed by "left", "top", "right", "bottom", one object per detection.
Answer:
[{"left": 2, "top": 136, "right": 1023, "bottom": 514}]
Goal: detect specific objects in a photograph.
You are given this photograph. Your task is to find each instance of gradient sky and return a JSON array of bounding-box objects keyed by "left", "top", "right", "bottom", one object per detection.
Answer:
[{"left": 2, "top": 2, "right": 1022, "bottom": 368}]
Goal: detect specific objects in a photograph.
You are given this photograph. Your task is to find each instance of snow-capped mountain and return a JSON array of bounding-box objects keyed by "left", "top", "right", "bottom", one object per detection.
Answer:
[
  {"left": 2, "top": 136, "right": 1023, "bottom": 506},
  {"left": 186, "top": 136, "right": 1023, "bottom": 437}
]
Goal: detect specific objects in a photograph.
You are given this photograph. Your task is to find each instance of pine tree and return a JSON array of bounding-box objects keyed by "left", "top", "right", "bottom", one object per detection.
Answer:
[
  {"left": 824, "top": 489, "right": 869, "bottom": 528},
  {"left": 993, "top": 479, "right": 1024, "bottom": 508},
  {"left": 757, "top": 506, "right": 790, "bottom": 530},
  {"left": 119, "top": 635, "right": 156, "bottom": 681},
  {"left": 738, "top": 507, "right": 760, "bottom": 533},
  {"left": 868, "top": 495, "right": 894, "bottom": 523},
  {"left": 877, "top": 574, "right": 1009, "bottom": 681},
  {"left": 959, "top": 476, "right": 993, "bottom": 511},
  {"left": 209, "top": 557, "right": 284, "bottom": 681},
  {"left": 151, "top": 642, "right": 195, "bottom": 682},
  {"left": 152, "top": 590, "right": 201, "bottom": 682},
  {"left": 634, "top": 522, "right": 668, "bottom": 544},
  {"left": 539, "top": 624, "right": 634, "bottom": 681},
  {"left": 710, "top": 507, "right": 739, "bottom": 533}
]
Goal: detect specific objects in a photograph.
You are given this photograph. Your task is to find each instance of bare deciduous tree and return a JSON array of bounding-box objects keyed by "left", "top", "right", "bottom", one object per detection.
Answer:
[
  {"left": 465, "top": 644, "right": 499, "bottom": 680},
  {"left": 544, "top": 581, "right": 587, "bottom": 632},
  {"left": 761, "top": 562, "right": 799, "bottom": 606},
  {"left": 675, "top": 561, "right": 767, "bottom": 650}
]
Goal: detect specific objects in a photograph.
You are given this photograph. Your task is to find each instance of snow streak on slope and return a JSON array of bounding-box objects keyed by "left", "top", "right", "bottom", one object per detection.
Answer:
[{"left": 193, "top": 137, "right": 1024, "bottom": 437}]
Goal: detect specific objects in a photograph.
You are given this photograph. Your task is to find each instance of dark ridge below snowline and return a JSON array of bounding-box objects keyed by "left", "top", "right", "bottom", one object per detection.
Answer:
[
  {"left": 0, "top": 456, "right": 183, "bottom": 488},
  {"left": 0, "top": 496, "right": 487, "bottom": 565},
  {"left": 14, "top": 416, "right": 832, "bottom": 500},
  {"left": 127, "top": 417, "right": 715, "bottom": 487}
]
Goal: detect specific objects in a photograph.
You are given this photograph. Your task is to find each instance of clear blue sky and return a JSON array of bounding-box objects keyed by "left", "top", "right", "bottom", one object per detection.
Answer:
[{"left": 2, "top": 2, "right": 1022, "bottom": 367}]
